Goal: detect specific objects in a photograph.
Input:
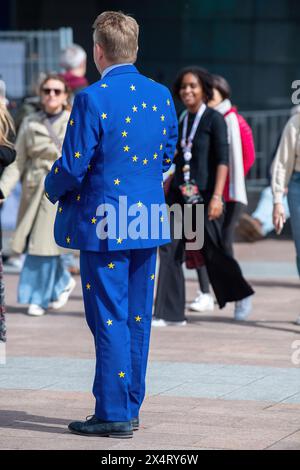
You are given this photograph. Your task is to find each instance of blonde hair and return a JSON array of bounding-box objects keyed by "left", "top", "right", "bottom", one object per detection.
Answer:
[
  {"left": 93, "top": 11, "right": 139, "bottom": 63},
  {"left": 0, "top": 103, "right": 15, "bottom": 149}
]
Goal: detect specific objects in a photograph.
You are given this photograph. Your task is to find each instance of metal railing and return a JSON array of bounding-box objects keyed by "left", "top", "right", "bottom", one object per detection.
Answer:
[
  {"left": 0, "top": 28, "right": 73, "bottom": 99},
  {"left": 242, "top": 108, "right": 291, "bottom": 189}
]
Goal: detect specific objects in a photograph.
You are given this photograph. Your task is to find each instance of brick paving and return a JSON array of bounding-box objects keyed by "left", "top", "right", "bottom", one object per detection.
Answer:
[{"left": 0, "top": 239, "right": 300, "bottom": 450}]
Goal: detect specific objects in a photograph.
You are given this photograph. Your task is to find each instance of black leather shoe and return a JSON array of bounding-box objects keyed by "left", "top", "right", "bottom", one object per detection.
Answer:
[
  {"left": 68, "top": 415, "right": 133, "bottom": 438},
  {"left": 131, "top": 416, "right": 139, "bottom": 431}
]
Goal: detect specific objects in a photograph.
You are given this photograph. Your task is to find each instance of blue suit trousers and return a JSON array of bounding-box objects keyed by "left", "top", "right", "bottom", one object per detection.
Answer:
[{"left": 80, "top": 247, "right": 157, "bottom": 422}]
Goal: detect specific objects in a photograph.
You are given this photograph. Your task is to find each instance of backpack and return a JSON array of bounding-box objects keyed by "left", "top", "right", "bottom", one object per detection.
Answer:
[{"left": 224, "top": 107, "right": 256, "bottom": 176}]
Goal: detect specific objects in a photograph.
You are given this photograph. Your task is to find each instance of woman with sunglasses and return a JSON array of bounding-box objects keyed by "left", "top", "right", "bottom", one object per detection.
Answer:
[{"left": 0, "top": 73, "right": 76, "bottom": 316}]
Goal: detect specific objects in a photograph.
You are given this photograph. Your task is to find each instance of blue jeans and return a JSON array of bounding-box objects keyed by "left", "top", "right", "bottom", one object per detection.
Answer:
[
  {"left": 252, "top": 186, "right": 290, "bottom": 236},
  {"left": 61, "top": 253, "right": 79, "bottom": 269},
  {"left": 18, "top": 255, "right": 71, "bottom": 308},
  {"left": 287, "top": 172, "right": 300, "bottom": 277}
]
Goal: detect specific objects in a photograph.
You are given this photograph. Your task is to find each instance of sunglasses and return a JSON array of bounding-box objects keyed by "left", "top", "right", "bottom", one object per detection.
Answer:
[{"left": 42, "top": 88, "right": 65, "bottom": 96}]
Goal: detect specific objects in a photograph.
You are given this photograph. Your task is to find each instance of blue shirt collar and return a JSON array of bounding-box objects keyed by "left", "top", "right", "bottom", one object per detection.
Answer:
[{"left": 101, "top": 63, "right": 134, "bottom": 79}]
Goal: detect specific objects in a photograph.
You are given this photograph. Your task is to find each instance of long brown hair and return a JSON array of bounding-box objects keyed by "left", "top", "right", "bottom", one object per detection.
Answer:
[{"left": 0, "top": 103, "right": 15, "bottom": 148}]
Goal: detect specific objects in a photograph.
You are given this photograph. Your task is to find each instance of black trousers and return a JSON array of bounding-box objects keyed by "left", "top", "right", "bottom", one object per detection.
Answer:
[
  {"left": 196, "top": 265, "right": 210, "bottom": 294},
  {"left": 196, "top": 200, "right": 244, "bottom": 293},
  {"left": 154, "top": 193, "right": 254, "bottom": 322}
]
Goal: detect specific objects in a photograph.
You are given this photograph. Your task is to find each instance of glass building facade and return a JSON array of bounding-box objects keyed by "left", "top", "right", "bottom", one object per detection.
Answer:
[{"left": 2, "top": 0, "right": 300, "bottom": 109}]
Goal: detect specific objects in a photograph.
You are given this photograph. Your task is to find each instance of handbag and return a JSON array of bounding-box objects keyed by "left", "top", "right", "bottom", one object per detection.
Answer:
[
  {"left": 179, "top": 179, "right": 203, "bottom": 204},
  {"left": 185, "top": 245, "right": 205, "bottom": 269}
]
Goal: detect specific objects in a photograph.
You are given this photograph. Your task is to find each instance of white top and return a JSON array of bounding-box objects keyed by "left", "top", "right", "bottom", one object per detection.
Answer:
[
  {"left": 215, "top": 99, "right": 248, "bottom": 205},
  {"left": 271, "top": 113, "right": 300, "bottom": 203}
]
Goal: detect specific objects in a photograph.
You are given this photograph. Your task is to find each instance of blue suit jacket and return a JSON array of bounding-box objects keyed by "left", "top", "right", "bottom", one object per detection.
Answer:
[{"left": 45, "top": 64, "right": 178, "bottom": 251}]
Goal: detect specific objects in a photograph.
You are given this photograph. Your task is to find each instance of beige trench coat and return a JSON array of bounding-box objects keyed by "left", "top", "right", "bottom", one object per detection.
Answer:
[{"left": 0, "top": 110, "right": 70, "bottom": 256}]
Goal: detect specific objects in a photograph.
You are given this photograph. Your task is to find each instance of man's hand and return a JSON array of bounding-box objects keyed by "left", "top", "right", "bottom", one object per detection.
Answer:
[{"left": 208, "top": 195, "right": 223, "bottom": 221}]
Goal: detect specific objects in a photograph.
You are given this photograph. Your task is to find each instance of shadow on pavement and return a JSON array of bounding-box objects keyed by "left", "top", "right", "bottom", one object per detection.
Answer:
[
  {"left": 251, "top": 280, "right": 300, "bottom": 289},
  {"left": 5, "top": 305, "right": 84, "bottom": 317},
  {"left": 187, "top": 314, "right": 300, "bottom": 335},
  {"left": 5, "top": 306, "right": 28, "bottom": 315},
  {"left": 0, "top": 410, "right": 71, "bottom": 435}
]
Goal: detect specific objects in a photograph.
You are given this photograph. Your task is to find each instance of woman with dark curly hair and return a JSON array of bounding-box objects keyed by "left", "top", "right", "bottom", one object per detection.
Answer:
[{"left": 153, "top": 67, "right": 254, "bottom": 326}]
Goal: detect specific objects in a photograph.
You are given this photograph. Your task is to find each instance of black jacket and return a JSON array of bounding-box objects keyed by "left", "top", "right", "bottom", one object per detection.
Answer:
[{"left": 171, "top": 106, "right": 229, "bottom": 195}]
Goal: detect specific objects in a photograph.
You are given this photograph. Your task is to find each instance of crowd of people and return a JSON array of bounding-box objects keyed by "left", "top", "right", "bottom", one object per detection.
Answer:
[
  {"left": 0, "top": 40, "right": 300, "bottom": 343},
  {"left": 1, "top": 11, "right": 300, "bottom": 440}
]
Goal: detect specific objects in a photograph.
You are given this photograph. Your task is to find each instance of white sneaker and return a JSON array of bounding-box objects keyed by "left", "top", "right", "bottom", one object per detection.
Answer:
[
  {"left": 295, "top": 315, "right": 300, "bottom": 325},
  {"left": 49, "top": 277, "right": 76, "bottom": 310},
  {"left": 189, "top": 291, "right": 214, "bottom": 312},
  {"left": 152, "top": 318, "right": 187, "bottom": 327},
  {"left": 152, "top": 318, "right": 168, "bottom": 327},
  {"left": 234, "top": 295, "right": 253, "bottom": 321},
  {"left": 166, "top": 320, "right": 187, "bottom": 326},
  {"left": 27, "top": 304, "right": 46, "bottom": 316}
]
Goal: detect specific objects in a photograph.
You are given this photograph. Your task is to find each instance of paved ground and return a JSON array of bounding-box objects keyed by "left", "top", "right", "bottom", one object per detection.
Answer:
[{"left": 0, "top": 239, "right": 300, "bottom": 450}]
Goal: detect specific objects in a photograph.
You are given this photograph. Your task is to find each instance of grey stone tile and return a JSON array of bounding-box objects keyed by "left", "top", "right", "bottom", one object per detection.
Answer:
[
  {"left": 161, "top": 381, "right": 242, "bottom": 399},
  {"left": 267, "top": 430, "right": 300, "bottom": 450},
  {"left": 222, "top": 376, "right": 300, "bottom": 403},
  {"left": 188, "top": 375, "right": 257, "bottom": 386},
  {"left": 45, "top": 376, "right": 93, "bottom": 392},
  {"left": 0, "top": 375, "right": 59, "bottom": 390},
  {"left": 2, "top": 358, "right": 300, "bottom": 403},
  {"left": 146, "top": 377, "right": 189, "bottom": 395},
  {"left": 148, "top": 361, "right": 223, "bottom": 378},
  {"left": 281, "top": 392, "right": 300, "bottom": 404},
  {"left": 208, "top": 364, "right": 269, "bottom": 378}
]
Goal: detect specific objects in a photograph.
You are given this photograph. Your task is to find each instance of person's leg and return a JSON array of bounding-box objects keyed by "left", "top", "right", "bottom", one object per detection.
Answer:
[
  {"left": 50, "top": 256, "right": 72, "bottom": 301},
  {"left": 128, "top": 247, "right": 157, "bottom": 419},
  {"left": 189, "top": 204, "right": 214, "bottom": 312},
  {"left": 153, "top": 212, "right": 186, "bottom": 322},
  {"left": 223, "top": 201, "right": 243, "bottom": 257},
  {"left": 191, "top": 198, "right": 212, "bottom": 309},
  {"left": 61, "top": 253, "right": 80, "bottom": 274},
  {"left": 189, "top": 265, "right": 214, "bottom": 312},
  {"left": 287, "top": 174, "right": 300, "bottom": 277},
  {"left": 202, "top": 210, "right": 254, "bottom": 310},
  {"left": 47, "top": 256, "right": 75, "bottom": 310},
  {"left": 18, "top": 255, "right": 59, "bottom": 309},
  {"left": 80, "top": 250, "right": 132, "bottom": 422},
  {"left": 196, "top": 266, "right": 210, "bottom": 293}
]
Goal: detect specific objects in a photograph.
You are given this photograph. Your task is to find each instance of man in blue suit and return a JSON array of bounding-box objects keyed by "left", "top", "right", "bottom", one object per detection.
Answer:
[{"left": 45, "top": 11, "right": 178, "bottom": 438}]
